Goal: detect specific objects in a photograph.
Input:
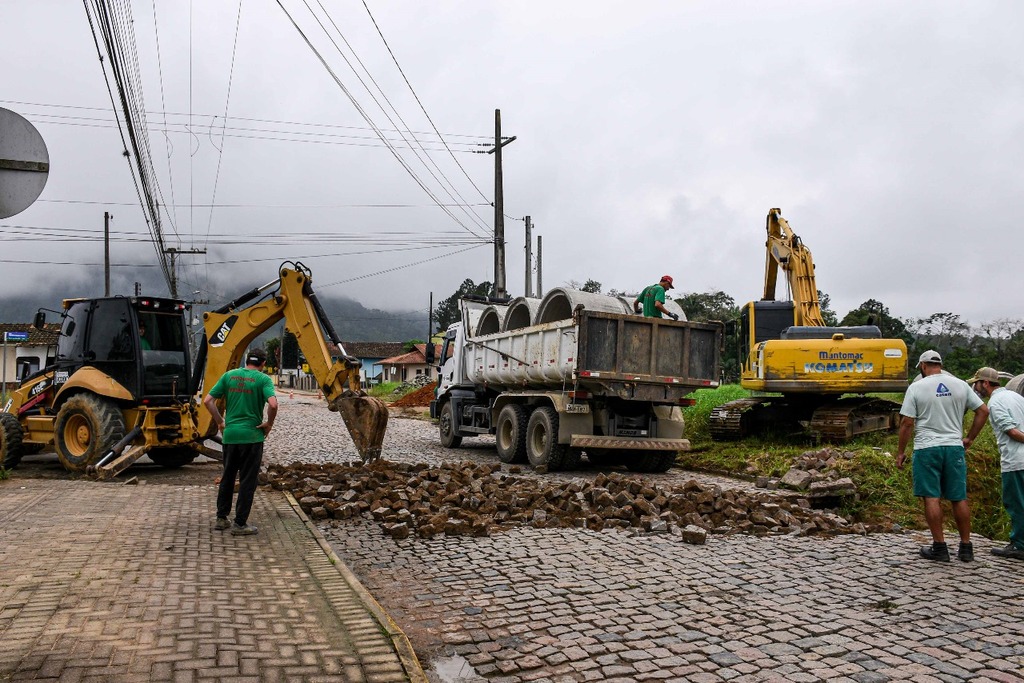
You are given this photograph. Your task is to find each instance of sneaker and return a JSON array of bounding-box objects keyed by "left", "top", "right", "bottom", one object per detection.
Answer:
[
  {"left": 231, "top": 523, "right": 258, "bottom": 536},
  {"left": 958, "top": 542, "right": 974, "bottom": 562},
  {"left": 991, "top": 543, "right": 1024, "bottom": 560},
  {"left": 920, "top": 542, "right": 950, "bottom": 562},
  {"left": 214, "top": 517, "right": 231, "bottom": 531}
]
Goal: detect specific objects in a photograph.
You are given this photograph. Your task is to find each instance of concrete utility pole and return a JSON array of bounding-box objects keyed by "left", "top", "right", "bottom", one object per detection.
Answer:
[
  {"left": 104, "top": 211, "right": 112, "bottom": 296},
  {"left": 536, "top": 235, "right": 543, "bottom": 296},
  {"left": 163, "top": 247, "right": 206, "bottom": 299},
  {"left": 524, "top": 216, "right": 533, "bottom": 298},
  {"left": 487, "top": 109, "right": 516, "bottom": 300}
]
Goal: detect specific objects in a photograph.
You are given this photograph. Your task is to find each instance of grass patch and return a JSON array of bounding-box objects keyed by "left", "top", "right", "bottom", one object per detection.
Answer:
[
  {"left": 0, "top": 466, "right": 8, "bottom": 481},
  {"left": 679, "top": 384, "right": 1013, "bottom": 541},
  {"left": 368, "top": 382, "right": 403, "bottom": 400}
]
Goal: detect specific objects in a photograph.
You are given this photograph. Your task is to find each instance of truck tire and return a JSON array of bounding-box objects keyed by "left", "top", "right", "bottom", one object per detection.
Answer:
[
  {"left": 627, "top": 450, "right": 677, "bottom": 474},
  {"left": 438, "top": 401, "right": 462, "bottom": 448},
  {"left": 148, "top": 447, "right": 198, "bottom": 468},
  {"left": 54, "top": 395, "right": 127, "bottom": 472},
  {"left": 1, "top": 413, "right": 26, "bottom": 469},
  {"left": 526, "top": 407, "right": 569, "bottom": 471},
  {"left": 586, "top": 448, "right": 622, "bottom": 468},
  {"left": 495, "top": 404, "right": 529, "bottom": 464}
]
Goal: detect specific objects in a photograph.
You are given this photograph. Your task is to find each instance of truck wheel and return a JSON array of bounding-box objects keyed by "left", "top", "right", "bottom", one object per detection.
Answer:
[
  {"left": 526, "top": 407, "right": 568, "bottom": 471},
  {"left": 439, "top": 401, "right": 462, "bottom": 448},
  {"left": 627, "top": 450, "right": 677, "bottom": 473},
  {"left": 495, "top": 404, "right": 528, "bottom": 464},
  {"left": 54, "top": 395, "right": 127, "bottom": 472},
  {"left": 1, "top": 413, "right": 26, "bottom": 469},
  {"left": 148, "top": 447, "right": 198, "bottom": 468}
]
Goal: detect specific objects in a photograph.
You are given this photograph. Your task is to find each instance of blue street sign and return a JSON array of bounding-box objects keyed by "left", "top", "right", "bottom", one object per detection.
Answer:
[{"left": 4, "top": 331, "right": 29, "bottom": 342}]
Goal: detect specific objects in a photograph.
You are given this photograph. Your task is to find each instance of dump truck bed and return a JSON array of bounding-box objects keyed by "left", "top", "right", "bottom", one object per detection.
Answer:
[{"left": 465, "top": 310, "right": 721, "bottom": 401}]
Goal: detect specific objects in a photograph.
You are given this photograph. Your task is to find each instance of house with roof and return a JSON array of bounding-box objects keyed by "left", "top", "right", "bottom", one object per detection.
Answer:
[
  {"left": 0, "top": 323, "right": 60, "bottom": 392},
  {"left": 336, "top": 341, "right": 406, "bottom": 385},
  {"left": 377, "top": 344, "right": 441, "bottom": 384}
]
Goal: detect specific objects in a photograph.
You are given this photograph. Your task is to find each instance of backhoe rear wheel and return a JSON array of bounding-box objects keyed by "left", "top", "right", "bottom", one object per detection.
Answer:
[
  {"left": 54, "top": 395, "right": 126, "bottom": 473},
  {"left": 148, "top": 447, "right": 198, "bottom": 469},
  {"left": 1, "top": 413, "right": 26, "bottom": 469}
]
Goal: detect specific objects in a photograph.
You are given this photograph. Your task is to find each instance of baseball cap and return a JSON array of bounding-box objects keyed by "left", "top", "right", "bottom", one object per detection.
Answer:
[
  {"left": 246, "top": 348, "right": 268, "bottom": 365},
  {"left": 917, "top": 350, "right": 942, "bottom": 366},
  {"left": 660, "top": 275, "right": 674, "bottom": 289},
  {"left": 967, "top": 366, "right": 999, "bottom": 386}
]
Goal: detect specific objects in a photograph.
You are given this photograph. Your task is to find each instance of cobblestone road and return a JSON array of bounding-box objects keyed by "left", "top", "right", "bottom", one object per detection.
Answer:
[{"left": 269, "top": 397, "right": 1024, "bottom": 683}]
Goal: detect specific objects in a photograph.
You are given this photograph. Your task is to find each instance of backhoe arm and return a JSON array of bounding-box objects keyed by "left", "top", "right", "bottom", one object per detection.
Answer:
[
  {"left": 763, "top": 208, "right": 825, "bottom": 327},
  {"left": 196, "top": 265, "right": 388, "bottom": 461}
]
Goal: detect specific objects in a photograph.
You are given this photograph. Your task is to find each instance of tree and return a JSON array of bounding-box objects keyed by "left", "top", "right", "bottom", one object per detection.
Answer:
[
  {"left": 434, "top": 279, "right": 492, "bottom": 331},
  {"left": 840, "top": 299, "right": 908, "bottom": 340},
  {"left": 817, "top": 290, "right": 839, "bottom": 326},
  {"left": 281, "top": 331, "right": 299, "bottom": 369},
  {"left": 403, "top": 338, "right": 425, "bottom": 352},
  {"left": 581, "top": 279, "right": 602, "bottom": 293},
  {"left": 676, "top": 290, "right": 738, "bottom": 322}
]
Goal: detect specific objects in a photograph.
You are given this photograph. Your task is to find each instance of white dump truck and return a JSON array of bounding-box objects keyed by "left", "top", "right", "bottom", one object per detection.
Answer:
[{"left": 428, "top": 290, "right": 723, "bottom": 472}]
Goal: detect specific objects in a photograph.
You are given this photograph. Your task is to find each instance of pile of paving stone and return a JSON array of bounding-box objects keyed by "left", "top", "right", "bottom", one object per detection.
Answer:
[
  {"left": 757, "top": 448, "right": 859, "bottom": 502},
  {"left": 264, "top": 459, "right": 886, "bottom": 544}
]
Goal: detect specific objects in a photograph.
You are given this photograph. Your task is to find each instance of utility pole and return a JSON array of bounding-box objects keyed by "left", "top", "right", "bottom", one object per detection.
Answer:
[
  {"left": 104, "top": 211, "right": 112, "bottom": 296},
  {"left": 524, "top": 216, "right": 533, "bottom": 298},
  {"left": 486, "top": 109, "right": 516, "bottom": 300},
  {"left": 163, "top": 247, "right": 206, "bottom": 299},
  {"left": 536, "top": 235, "right": 543, "bottom": 296}
]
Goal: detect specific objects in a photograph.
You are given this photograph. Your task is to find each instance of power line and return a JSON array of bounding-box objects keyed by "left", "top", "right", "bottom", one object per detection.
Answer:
[{"left": 37, "top": 198, "right": 490, "bottom": 208}]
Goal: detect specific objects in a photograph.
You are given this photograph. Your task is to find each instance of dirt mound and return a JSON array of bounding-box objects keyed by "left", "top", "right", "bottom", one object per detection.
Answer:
[{"left": 391, "top": 384, "right": 435, "bottom": 408}]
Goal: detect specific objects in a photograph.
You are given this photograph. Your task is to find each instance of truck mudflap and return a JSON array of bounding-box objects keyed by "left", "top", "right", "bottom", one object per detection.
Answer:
[{"left": 570, "top": 435, "right": 690, "bottom": 451}]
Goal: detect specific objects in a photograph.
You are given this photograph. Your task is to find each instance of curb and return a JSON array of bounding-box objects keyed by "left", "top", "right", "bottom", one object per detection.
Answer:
[{"left": 284, "top": 491, "right": 428, "bottom": 683}]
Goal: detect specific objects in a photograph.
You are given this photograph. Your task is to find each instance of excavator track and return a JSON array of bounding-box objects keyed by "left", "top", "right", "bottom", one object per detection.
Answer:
[
  {"left": 809, "top": 398, "right": 901, "bottom": 442},
  {"left": 708, "top": 398, "right": 770, "bottom": 441}
]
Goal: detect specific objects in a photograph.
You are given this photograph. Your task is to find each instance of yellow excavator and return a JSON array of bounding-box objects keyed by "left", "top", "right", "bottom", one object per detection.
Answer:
[
  {"left": 0, "top": 263, "right": 388, "bottom": 477},
  {"left": 709, "top": 209, "right": 908, "bottom": 441}
]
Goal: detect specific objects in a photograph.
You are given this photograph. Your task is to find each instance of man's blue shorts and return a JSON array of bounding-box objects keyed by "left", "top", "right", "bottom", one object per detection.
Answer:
[{"left": 912, "top": 445, "right": 967, "bottom": 501}]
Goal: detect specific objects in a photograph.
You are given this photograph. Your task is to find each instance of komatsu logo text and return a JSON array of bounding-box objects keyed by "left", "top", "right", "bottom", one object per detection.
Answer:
[{"left": 805, "top": 361, "right": 874, "bottom": 374}]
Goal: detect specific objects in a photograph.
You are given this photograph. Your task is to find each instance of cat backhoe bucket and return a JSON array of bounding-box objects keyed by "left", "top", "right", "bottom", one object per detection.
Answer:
[{"left": 331, "top": 395, "right": 389, "bottom": 462}]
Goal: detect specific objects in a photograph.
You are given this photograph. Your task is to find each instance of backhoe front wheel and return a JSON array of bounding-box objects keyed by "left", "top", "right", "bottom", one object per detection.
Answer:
[
  {"left": 1, "top": 413, "right": 26, "bottom": 469},
  {"left": 54, "top": 395, "right": 127, "bottom": 472}
]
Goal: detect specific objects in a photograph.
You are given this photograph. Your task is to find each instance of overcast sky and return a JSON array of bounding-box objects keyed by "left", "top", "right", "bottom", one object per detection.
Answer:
[{"left": 3, "top": 1, "right": 1023, "bottom": 328}]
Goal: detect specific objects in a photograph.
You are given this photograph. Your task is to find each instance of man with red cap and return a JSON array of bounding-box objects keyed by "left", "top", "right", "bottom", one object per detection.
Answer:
[{"left": 634, "top": 275, "right": 678, "bottom": 319}]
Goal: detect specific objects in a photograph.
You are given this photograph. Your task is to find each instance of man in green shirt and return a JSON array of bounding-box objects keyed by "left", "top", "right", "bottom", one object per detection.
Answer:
[
  {"left": 633, "top": 275, "right": 679, "bottom": 319},
  {"left": 203, "top": 347, "right": 278, "bottom": 536}
]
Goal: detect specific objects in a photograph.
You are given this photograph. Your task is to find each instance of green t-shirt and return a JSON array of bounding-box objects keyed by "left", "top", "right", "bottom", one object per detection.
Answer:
[
  {"left": 208, "top": 368, "right": 276, "bottom": 444},
  {"left": 636, "top": 284, "right": 667, "bottom": 318}
]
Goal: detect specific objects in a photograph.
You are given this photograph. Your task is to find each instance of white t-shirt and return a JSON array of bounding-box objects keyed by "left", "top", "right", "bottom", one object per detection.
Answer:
[
  {"left": 988, "top": 388, "right": 1024, "bottom": 472},
  {"left": 900, "top": 372, "right": 983, "bottom": 450}
]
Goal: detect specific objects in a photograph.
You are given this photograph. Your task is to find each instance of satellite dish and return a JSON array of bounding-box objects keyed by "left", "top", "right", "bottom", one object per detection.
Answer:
[{"left": 0, "top": 107, "right": 50, "bottom": 219}]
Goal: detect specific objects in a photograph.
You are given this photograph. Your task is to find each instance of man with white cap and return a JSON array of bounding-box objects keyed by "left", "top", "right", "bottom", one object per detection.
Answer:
[
  {"left": 968, "top": 366, "right": 1024, "bottom": 561},
  {"left": 896, "top": 350, "right": 989, "bottom": 562}
]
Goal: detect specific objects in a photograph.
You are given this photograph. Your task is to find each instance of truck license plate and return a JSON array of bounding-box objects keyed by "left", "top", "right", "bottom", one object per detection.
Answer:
[{"left": 565, "top": 403, "right": 590, "bottom": 414}]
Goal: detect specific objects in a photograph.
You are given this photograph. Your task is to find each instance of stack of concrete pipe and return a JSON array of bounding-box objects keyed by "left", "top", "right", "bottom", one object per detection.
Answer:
[{"left": 532, "top": 287, "right": 687, "bottom": 325}]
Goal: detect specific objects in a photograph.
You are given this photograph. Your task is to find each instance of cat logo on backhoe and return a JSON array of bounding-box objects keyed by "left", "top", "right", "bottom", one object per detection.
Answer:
[{"left": 210, "top": 315, "right": 238, "bottom": 348}]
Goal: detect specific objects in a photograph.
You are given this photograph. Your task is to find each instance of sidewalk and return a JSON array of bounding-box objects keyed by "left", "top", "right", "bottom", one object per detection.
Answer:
[{"left": 0, "top": 478, "right": 426, "bottom": 682}]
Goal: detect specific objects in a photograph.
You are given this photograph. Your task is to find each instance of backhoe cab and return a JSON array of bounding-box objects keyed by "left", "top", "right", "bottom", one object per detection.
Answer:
[{"left": 0, "top": 263, "right": 388, "bottom": 477}]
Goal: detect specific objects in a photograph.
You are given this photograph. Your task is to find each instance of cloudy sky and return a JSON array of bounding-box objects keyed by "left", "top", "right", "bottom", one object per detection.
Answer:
[{"left": 3, "top": 1, "right": 1023, "bottom": 327}]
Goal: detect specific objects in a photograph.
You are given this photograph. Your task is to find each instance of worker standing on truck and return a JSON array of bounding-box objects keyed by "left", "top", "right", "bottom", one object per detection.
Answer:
[
  {"left": 203, "top": 347, "right": 278, "bottom": 536},
  {"left": 968, "top": 366, "right": 1024, "bottom": 561},
  {"left": 634, "top": 275, "right": 679, "bottom": 319},
  {"left": 896, "top": 350, "right": 988, "bottom": 563}
]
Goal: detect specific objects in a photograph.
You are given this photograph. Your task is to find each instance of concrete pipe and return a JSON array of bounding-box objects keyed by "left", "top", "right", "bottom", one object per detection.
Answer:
[
  {"left": 501, "top": 297, "right": 542, "bottom": 331},
  {"left": 534, "top": 288, "right": 632, "bottom": 325},
  {"left": 475, "top": 305, "right": 507, "bottom": 336},
  {"left": 1007, "top": 373, "right": 1024, "bottom": 397},
  {"left": 618, "top": 295, "right": 687, "bottom": 321}
]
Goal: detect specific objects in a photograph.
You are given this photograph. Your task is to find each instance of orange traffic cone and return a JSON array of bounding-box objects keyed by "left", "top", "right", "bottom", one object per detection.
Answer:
[{"left": 289, "top": 391, "right": 294, "bottom": 399}]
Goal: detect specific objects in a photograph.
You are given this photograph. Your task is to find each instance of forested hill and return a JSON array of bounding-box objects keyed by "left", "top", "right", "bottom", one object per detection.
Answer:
[{"left": 0, "top": 293, "right": 428, "bottom": 343}]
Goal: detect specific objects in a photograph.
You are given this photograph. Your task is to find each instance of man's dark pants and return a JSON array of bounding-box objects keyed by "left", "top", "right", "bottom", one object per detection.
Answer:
[{"left": 217, "top": 442, "right": 264, "bottom": 525}]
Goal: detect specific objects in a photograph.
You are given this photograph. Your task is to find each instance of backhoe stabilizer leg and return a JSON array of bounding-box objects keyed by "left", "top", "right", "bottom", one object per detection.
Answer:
[
  {"left": 330, "top": 395, "right": 389, "bottom": 462},
  {"left": 94, "top": 444, "right": 152, "bottom": 480}
]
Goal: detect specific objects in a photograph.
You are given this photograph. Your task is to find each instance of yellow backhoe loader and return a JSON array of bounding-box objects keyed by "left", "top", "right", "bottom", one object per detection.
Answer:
[
  {"left": 709, "top": 209, "right": 908, "bottom": 441},
  {"left": 0, "top": 263, "right": 388, "bottom": 477}
]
